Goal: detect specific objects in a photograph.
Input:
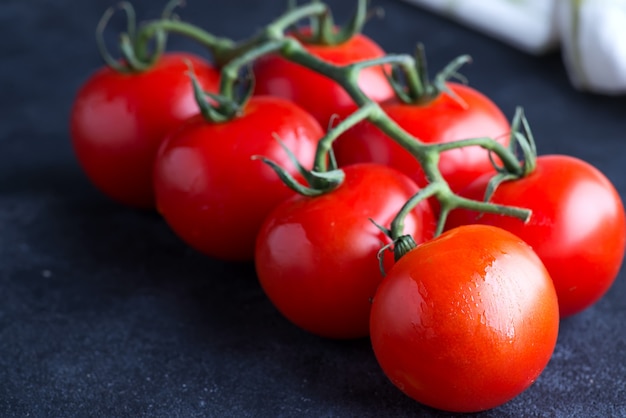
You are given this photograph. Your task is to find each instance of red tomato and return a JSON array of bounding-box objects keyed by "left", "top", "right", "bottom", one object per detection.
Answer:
[
  {"left": 253, "top": 32, "right": 394, "bottom": 129},
  {"left": 70, "top": 52, "right": 221, "bottom": 209},
  {"left": 370, "top": 224, "right": 559, "bottom": 413},
  {"left": 333, "top": 82, "right": 510, "bottom": 194},
  {"left": 255, "top": 163, "right": 435, "bottom": 339},
  {"left": 153, "top": 96, "right": 323, "bottom": 262},
  {"left": 446, "top": 154, "right": 626, "bottom": 317}
]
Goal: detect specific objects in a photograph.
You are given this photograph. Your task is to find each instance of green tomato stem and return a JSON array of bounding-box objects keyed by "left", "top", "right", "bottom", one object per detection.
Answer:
[
  {"left": 390, "top": 183, "right": 441, "bottom": 240},
  {"left": 264, "top": 2, "right": 329, "bottom": 37},
  {"left": 313, "top": 102, "right": 377, "bottom": 172},
  {"left": 111, "top": 0, "right": 535, "bottom": 244},
  {"left": 213, "top": 2, "right": 330, "bottom": 64},
  {"left": 428, "top": 136, "right": 523, "bottom": 176},
  {"left": 272, "top": 48, "right": 429, "bottom": 168},
  {"left": 137, "top": 19, "right": 236, "bottom": 66},
  {"left": 218, "top": 39, "right": 285, "bottom": 101}
]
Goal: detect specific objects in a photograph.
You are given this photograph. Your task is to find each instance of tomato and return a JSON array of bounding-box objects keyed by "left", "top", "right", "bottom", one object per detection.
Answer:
[
  {"left": 153, "top": 96, "right": 323, "bottom": 262},
  {"left": 255, "top": 163, "right": 435, "bottom": 339},
  {"left": 446, "top": 154, "right": 626, "bottom": 317},
  {"left": 253, "top": 32, "right": 394, "bottom": 129},
  {"left": 370, "top": 224, "right": 559, "bottom": 413},
  {"left": 70, "top": 52, "right": 221, "bottom": 209},
  {"left": 333, "top": 82, "right": 510, "bottom": 194}
]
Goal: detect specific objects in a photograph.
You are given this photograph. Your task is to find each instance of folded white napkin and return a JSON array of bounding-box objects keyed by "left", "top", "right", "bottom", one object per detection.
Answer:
[
  {"left": 401, "top": 0, "right": 560, "bottom": 54},
  {"left": 401, "top": 0, "right": 626, "bottom": 95},
  {"left": 558, "top": 0, "right": 626, "bottom": 94}
]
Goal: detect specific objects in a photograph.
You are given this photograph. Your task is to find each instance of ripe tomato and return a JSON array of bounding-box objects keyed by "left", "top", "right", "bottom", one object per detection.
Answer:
[
  {"left": 370, "top": 224, "right": 559, "bottom": 413},
  {"left": 253, "top": 32, "right": 394, "bottom": 129},
  {"left": 446, "top": 154, "right": 626, "bottom": 317},
  {"left": 70, "top": 52, "right": 221, "bottom": 209},
  {"left": 333, "top": 82, "right": 510, "bottom": 194},
  {"left": 153, "top": 96, "right": 323, "bottom": 262},
  {"left": 255, "top": 163, "right": 435, "bottom": 339}
]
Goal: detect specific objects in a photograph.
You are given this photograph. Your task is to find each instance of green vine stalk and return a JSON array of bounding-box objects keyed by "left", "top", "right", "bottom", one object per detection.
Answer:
[{"left": 96, "top": 0, "right": 534, "bottom": 249}]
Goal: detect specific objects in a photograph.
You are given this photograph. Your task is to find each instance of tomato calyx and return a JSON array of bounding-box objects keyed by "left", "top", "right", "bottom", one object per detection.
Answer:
[
  {"left": 375, "top": 225, "right": 418, "bottom": 275},
  {"left": 386, "top": 44, "right": 471, "bottom": 106},
  {"left": 95, "top": 1, "right": 172, "bottom": 73},
  {"left": 253, "top": 137, "right": 345, "bottom": 197},
  {"left": 392, "top": 234, "right": 418, "bottom": 261},
  {"left": 483, "top": 107, "right": 538, "bottom": 201},
  {"left": 187, "top": 62, "right": 254, "bottom": 123},
  {"left": 287, "top": 0, "right": 370, "bottom": 46}
]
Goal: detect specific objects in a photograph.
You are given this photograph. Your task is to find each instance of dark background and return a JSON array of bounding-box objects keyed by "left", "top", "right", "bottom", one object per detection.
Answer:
[{"left": 2, "top": 1, "right": 626, "bottom": 417}]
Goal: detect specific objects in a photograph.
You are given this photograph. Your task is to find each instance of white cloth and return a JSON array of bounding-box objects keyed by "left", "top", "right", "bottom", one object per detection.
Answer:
[
  {"left": 557, "top": 0, "right": 626, "bottom": 94},
  {"left": 401, "top": 0, "right": 559, "bottom": 54},
  {"left": 401, "top": 0, "right": 626, "bottom": 95}
]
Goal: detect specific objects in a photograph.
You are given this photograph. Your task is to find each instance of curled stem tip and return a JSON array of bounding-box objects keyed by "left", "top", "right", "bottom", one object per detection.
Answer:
[
  {"left": 162, "top": 0, "right": 185, "bottom": 19},
  {"left": 96, "top": 1, "right": 168, "bottom": 73},
  {"left": 376, "top": 242, "right": 393, "bottom": 277},
  {"left": 96, "top": 5, "right": 128, "bottom": 72},
  {"left": 291, "top": 0, "right": 368, "bottom": 45}
]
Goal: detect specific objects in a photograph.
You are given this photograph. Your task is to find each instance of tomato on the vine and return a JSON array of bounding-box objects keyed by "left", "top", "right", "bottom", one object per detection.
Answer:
[
  {"left": 70, "top": 52, "right": 221, "bottom": 209},
  {"left": 370, "top": 224, "right": 559, "bottom": 413},
  {"left": 446, "top": 154, "right": 626, "bottom": 317},
  {"left": 153, "top": 95, "right": 323, "bottom": 262},
  {"left": 255, "top": 163, "right": 435, "bottom": 339},
  {"left": 253, "top": 32, "right": 394, "bottom": 129},
  {"left": 333, "top": 82, "right": 510, "bottom": 194}
]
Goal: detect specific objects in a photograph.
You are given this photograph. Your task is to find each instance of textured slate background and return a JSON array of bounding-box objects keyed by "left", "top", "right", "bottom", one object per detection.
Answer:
[{"left": 1, "top": 0, "right": 626, "bottom": 417}]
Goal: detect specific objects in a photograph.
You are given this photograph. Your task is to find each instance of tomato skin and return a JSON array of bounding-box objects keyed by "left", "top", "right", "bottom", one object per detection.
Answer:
[
  {"left": 70, "top": 52, "right": 221, "bottom": 209},
  {"left": 253, "top": 33, "right": 394, "bottom": 129},
  {"left": 370, "top": 225, "right": 559, "bottom": 413},
  {"left": 333, "top": 82, "right": 510, "bottom": 193},
  {"left": 153, "top": 96, "right": 322, "bottom": 262},
  {"left": 255, "top": 163, "right": 435, "bottom": 339},
  {"left": 446, "top": 155, "right": 626, "bottom": 317}
]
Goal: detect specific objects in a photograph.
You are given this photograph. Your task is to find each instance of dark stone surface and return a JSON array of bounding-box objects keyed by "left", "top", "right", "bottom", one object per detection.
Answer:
[{"left": 1, "top": 1, "right": 625, "bottom": 416}]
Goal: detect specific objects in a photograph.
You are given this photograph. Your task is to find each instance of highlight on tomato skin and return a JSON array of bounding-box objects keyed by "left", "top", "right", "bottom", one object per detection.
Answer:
[
  {"left": 254, "top": 163, "right": 436, "bottom": 340},
  {"left": 152, "top": 96, "right": 324, "bottom": 262},
  {"left": 70, "top": 52, "right": 221, "bottom": 209},
  {"left": 446, "top": 154, "right": 626, "bottom": 318},
  {"left": 369, "top": 224, "right": 560, "bottom": 413}
]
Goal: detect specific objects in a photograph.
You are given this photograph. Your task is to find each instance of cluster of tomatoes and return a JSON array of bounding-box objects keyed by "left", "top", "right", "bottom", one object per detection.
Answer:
[{"left": 69, "top": 0, "right": 626, "bottom": 413}]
